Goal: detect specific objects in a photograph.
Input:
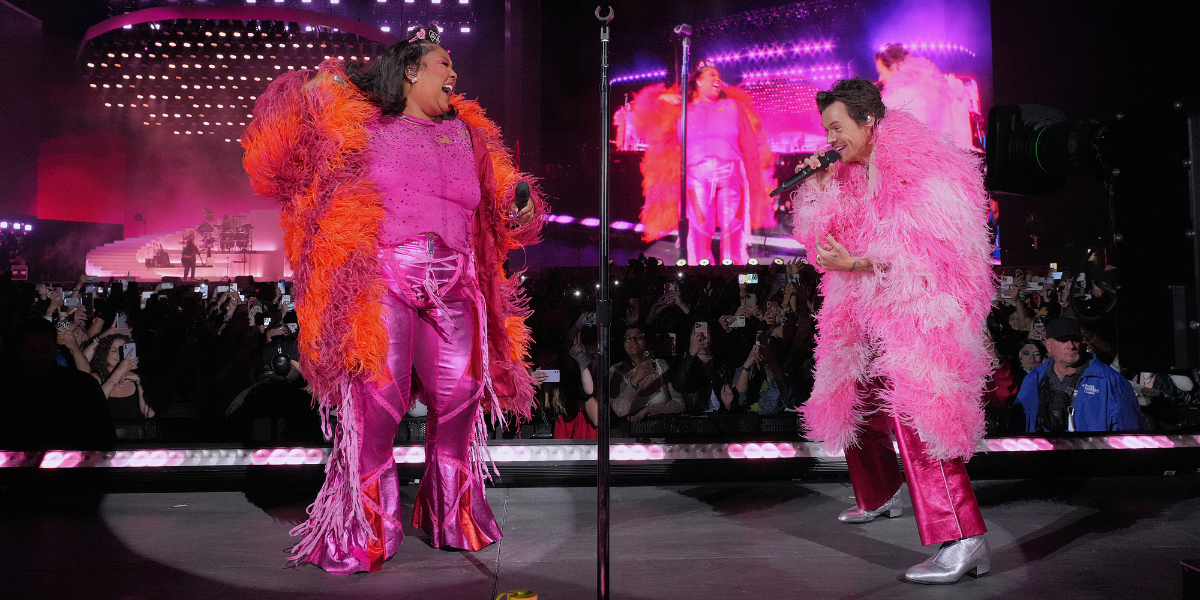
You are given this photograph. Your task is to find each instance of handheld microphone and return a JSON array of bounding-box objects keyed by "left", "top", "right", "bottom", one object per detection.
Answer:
[
  {"left": 673, "top": 24, "right": 692, "bottom": 36},
  {"left": 514, "top": 181, "right": 531, "bottom": 210},
  {"left": 769, "top": 150, "right": 841, "bottom": 197}
]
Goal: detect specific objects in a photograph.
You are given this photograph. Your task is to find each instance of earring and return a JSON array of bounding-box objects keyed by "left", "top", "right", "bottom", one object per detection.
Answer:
[{"left": 406, "top": 70, "right": 417, "bottom": 83}]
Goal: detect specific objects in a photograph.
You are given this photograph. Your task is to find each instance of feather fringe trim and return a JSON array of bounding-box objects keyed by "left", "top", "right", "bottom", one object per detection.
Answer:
[
  {"left": 242, "top": 62, "right": 387, "bottom": 405},
  {"left": 287, "top": 383, "right": 371, "bottom": 565}
]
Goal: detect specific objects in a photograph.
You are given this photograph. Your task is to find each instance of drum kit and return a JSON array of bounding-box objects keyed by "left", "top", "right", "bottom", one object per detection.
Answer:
[
  {"left": 187, "top": 212, "right": 254, "bottom": 276},
  {"left": 197, "top": 215, "right": 253, "bottom": 253}
]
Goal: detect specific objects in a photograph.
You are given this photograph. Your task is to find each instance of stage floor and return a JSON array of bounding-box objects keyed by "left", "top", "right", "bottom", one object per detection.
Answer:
[{"left": 3, "top": 476, "right": 1198, "bottom": 599}]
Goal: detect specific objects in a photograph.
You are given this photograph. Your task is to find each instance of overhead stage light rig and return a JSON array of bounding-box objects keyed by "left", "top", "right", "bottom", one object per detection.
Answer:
[{"left": 78, "top": 3, "right": 477, "bottom": 142}]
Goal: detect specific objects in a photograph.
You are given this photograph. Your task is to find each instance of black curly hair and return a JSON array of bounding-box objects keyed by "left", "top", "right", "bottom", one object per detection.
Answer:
[
  {"left": 688, "top": 65, "right": 727, "bottom": 102},
  {"left": 346, "top": 24, "right": 448, "bottom": 117},
  {"left": 815, "top": 78, "right": 886, "bottom": 126}
]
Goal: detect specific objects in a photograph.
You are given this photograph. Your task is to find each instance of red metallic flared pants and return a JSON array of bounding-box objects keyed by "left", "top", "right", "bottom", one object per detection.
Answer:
[{"left": 845, "top": 379, "right": 987, "bottom": 546}]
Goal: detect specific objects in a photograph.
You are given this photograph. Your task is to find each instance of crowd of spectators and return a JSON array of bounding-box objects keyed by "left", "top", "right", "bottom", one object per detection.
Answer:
[
  {"left": 520, "top": 256, "right": 820, "bottom": 440},
  {"left": 0, "top": 273, "right": 316, "bottom": 449},
  {"left": 983, "top": 269, "right": 1196, "bottom": 433},
  {"left": 0, "top": 258, "right": 1196, "bottom": 449}
]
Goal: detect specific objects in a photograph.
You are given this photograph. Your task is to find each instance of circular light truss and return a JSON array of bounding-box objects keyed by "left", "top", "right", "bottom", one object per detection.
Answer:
[{"left": 80, "top": 9, "right": 390, "bottom": 142}]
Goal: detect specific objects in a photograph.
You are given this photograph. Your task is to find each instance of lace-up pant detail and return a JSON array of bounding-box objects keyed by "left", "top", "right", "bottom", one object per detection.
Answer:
[{"left": 376, "top": 235, "right": 500, "bottom": 552}]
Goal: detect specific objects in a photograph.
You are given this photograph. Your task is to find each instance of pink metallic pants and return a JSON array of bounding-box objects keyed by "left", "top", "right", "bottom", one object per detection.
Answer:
[
  {"left": 845, "top": 379, "right": 987, "bottom": 546},
  {"left": 686, "top": 158, "right": 748, "bottom": 265},
  {"left": 308, "top": 235, "right": 501, "bottom": 573}
]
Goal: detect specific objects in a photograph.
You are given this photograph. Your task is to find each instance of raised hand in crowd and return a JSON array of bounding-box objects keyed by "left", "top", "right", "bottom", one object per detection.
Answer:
[
  {"left": 785, "top": 257, "right": 804, "bottom": 278},
  {"left": 45, "top": 291, "right": 64, "bottom": 317},
  {"left": 102, "top": 354, "right": 140, "bottom": 397},
  {"left": 646, "top": 287, "right": 675, "bottom": 324},
  {"left": 57, "top": 328, "right": 92, "bottom": 372},
  {"left": 687, "top": 327, "right": 708, "bottom": 357},
  {"left": 733, "top": 299, "right": 759, "bottom": 320},
  {"left": 673, "top": 287, "right": 691, "bottom": 314},
  {"left": 264, "top": 323, "right": 289, "bottom": 343},
  {"left": 720, "top": 384, "right": 735, "bottom": 410},
  {"left": 742, "top": 344, "right": 763, "bottom": 371},
  {"left": 624, "top": 299, "right": 640, "bottom": 326},
  {"left": 86, "top": 315, "right": 108, "bottom": 339},
  {"left": 1008, "top": 272, "right": 1033, "bottom": 331},
  {"left": 628, "top": 357, "right": 657, "bottom": 390}
]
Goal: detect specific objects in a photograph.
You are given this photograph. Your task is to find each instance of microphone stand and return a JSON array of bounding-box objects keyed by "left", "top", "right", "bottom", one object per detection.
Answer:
[
  {"left": 594, "top": 7, "right": 614, "bottom": 600},
  {"left": 677, "top": 28, "right": 691, "bottom": 263}
]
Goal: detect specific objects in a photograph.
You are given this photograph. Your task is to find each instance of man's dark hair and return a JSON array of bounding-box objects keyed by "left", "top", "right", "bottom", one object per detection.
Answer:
[
  {"left": 346, "top": 23, "right": 444, "bottom": 117},
  {"left": 620, "top": 322, "right": 655, "bottom": 339},
  {"left": 815, "top": 78, "right": 886, "bottom": 126},
  {"left": 874, "top": 43, "right": 910, "bottom": 69}
]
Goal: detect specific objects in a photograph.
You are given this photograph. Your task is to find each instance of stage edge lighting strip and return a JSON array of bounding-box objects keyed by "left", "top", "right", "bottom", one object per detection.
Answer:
[
  {"left": 4, "top": 435, "right": 1199, "bottom": 469},
  {"left": 878, "top": 42, "right": 976, "bottom": 58},
  {"left": 610, "top": 70, "right": 668, "bottom": 85}
]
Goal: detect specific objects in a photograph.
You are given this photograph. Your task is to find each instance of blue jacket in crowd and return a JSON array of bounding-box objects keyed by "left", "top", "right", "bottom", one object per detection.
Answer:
[{"left": 1013, "top": 358, "right": 1141, "bottom": 432}]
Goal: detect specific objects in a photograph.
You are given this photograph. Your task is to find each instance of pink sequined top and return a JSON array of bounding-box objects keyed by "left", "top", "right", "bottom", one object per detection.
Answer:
[
  {"left": 681, "top": 98, "right": 742, "bottom": 165},
  {"left": 369, "top": 113, "right": 482, "bottom": 253}
]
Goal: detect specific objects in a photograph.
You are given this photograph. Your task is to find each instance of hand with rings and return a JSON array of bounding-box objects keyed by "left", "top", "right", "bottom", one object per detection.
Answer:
[{"left": 812, "top": 233, "right": 857, "bottom": 272}]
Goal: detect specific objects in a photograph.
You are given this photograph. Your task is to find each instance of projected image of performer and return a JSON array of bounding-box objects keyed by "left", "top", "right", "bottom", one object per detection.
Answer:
[
  {"left": 242, "top": 24, "right": 545, "bottom": 574},
  {"left": 791, "top": 79, "right": 994, "bottom": 584},
  {"left": 632, "top": 63, "right": 776, "bottom": 264},
  {"left": 875, "top": 43, "right": 975, "bottom": 150}
]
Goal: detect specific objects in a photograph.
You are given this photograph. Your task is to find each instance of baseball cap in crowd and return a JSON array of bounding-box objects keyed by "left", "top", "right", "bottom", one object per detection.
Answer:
[{"left": 1045, "top": 318, "right": 1083, "bottom": 341}]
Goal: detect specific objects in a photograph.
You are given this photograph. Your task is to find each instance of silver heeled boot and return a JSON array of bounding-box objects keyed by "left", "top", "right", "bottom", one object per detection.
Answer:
[
  {"left": 838, "top": 488, "right": 903, "bottom": 524},
  {"left": 905, "top": 534, "right": 991, "bottom": 584}
]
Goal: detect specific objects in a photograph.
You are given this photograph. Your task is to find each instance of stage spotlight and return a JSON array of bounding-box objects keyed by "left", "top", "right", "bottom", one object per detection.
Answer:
[
  {"left": 699, "top": 259, "right": 711, "bottom": 266},
  {"left": 23, "top": 224, "right": 32, "bottom": 232},
  {"left": 12, "top": 222, "right": 21, "bottom": 229},
  {"left": 676, "top": 258, "right": 687, "bottom": 267},
  {"left": 721, "top": 258, "right": 734, "bottom": 266},
  {"left": 574, "top": 290, "right": 581, "bottom": 297},
  {"left": 773, "top": 257, "right": 785, "bottom": 265},
  {"left": 747, "top": 258, "right": 759, "bottom": 266},
  {"left": 0, "top": 222, "right": 7, "bottom": 229}
]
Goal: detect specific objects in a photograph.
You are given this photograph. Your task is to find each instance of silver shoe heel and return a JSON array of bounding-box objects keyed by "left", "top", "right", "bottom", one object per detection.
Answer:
[
  {"left": 905, "top": 534, "right": 991, "bottom": 584},
  {"left": 838, "top": 488, "right": 904, "bottom": 524},
  {"left": 971, "top": 557, "right": 991, "bottom": 577}
]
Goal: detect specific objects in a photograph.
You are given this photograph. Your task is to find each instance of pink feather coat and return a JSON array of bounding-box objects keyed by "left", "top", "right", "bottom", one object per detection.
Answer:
[{"left": 792, "top": 110, "right": 995, "bottom": 461}]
